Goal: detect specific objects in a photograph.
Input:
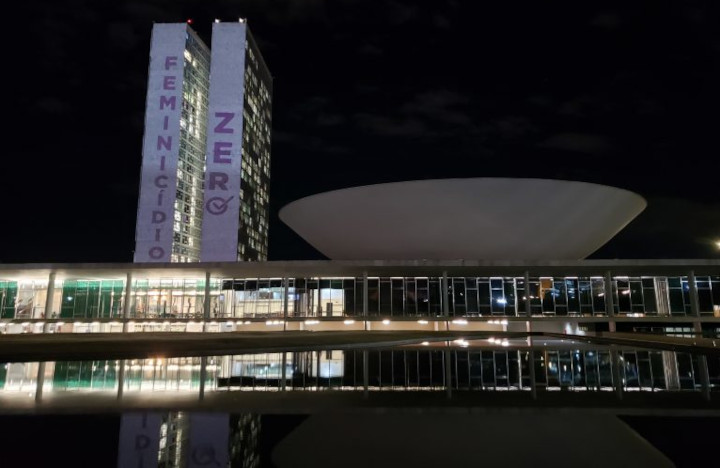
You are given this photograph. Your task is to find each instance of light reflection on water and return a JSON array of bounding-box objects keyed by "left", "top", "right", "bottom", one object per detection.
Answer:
[
  {"left": 1, "top": 343, "right": 717, "bottom": 399},
  {"left": 0, "top": 343, "right": 718, "bottom": 467}
]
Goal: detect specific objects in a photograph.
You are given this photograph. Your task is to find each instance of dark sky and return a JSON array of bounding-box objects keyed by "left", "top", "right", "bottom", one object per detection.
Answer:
[{"left": 5, "top": 0, "right": 719, "bottom": 263}]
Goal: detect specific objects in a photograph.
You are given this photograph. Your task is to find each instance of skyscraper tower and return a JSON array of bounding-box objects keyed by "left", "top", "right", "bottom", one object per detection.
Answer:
[
  {"left": 201, "top": 21, "right": 272, "bottom": 262},
  {"left": 134, "top": 21, "right": 272, "bottom": 263}
]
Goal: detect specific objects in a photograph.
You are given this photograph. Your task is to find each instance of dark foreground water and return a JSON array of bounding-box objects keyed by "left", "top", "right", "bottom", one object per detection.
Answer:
[
  {"left": 0, "top": 413, "right": 309, "bottom": 467},
  {"left": 0, "top": 413, "right": 716, "bottom": 467},
  {"left": 0, "top": 342, "right": 717, "bottom": 466}
]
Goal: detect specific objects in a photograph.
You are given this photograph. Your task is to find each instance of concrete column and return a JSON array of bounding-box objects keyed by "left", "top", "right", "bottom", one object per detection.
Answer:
[
  {"left": 203, "top": 271, "right": 211, "bottom": 331},
  {"left": 610, "top": 346, "right": 624, "bottom": 400},
  {"left": 362, "top": 350, "right": 369, "bottom": 398},
  {"left": 363, "top": 272, "right": 368, "bottom": 331},
  {"left": 688, "top": 272, "right": 703, "bottom": 339},
  {"left": 283, "top": 277, "right": 289, "bottom": 332},
  {"left": 688, "top": 271, "right": 701, "bottom": 317},
  {"left": 662, "top": 351, "right": 681, "bottom": 390},
  {"left": 442, "top": 271, "right": 449, "bottom": 331},
  {"left": 117, "top": 360, "right": 126, "bottom": 400},
  {"left": 604, "top": 271, "right": 616, "bottom": 332},
  {"left": 528, "top": 349, "right": 537, "bottom": 400},
  {"left": 444, "top": 350, "right": 452, "bottom": 399},
  {"left": 524, "top": 271, "right": 533, "bottom": 347},
  {"left": 199, "top": 356, "right": 207, "bottom": 400},
  {"left": 35, "top": 362, "right": 46, "bottom": 403},
  {"left": 654, "top": 278, "right": 670, "bottom": 316},
  {"left": 44, "top": 271, "right": 56, "bottom": 320},
  {"left": 524, "top": 271, "right": 532, "bottom": 318},
  {"left": 43, "top": 272, "right": 57, "bottom": 333},
  {"left": 697, "top": 355, "right": 712, "bottom": 401},
  {"left": 442, "top": 271, "right": 450, "bottom": 316},
  {"left": 122, "top": 272, "right": 133, "bottom": 333}
]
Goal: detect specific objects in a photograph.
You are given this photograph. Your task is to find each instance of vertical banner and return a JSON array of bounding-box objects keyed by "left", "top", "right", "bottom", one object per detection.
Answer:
[
  {"left": 134, "top": 24, "right": 186, "bottom": 262},
  {"left": 200, "top": 22, "right": 247, "bottom": 262},
  {"left": 187, "top": 413, "right": 230, "bottom": 468},
  {"left": 117, "top": 412, "right": 162, "bottom": 468}
]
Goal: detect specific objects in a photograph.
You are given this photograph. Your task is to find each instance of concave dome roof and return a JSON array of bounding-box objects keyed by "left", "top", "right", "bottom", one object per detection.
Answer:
[{"left": 279, "top": 178, "right": 646, "bottom": 260}]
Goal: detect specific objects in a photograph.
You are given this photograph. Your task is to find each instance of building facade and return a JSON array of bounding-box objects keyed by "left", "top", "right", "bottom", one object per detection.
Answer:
[
  {"left": 0, "top": 260, "right": 718, "bottom": 403},
  {"left": 135, "top": 23, "right": 211, "bottom": 263},
  {"left": 134, "top": 21, "right": 272, "bottom": 264},
  {"left": 0, "top": 260, "right": 717, "bottom": 332}
]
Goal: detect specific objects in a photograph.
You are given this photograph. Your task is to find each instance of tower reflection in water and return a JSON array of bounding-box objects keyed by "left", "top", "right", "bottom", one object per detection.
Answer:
[{"left": 1, "top": 343, "right": 718, "bottom": 467}]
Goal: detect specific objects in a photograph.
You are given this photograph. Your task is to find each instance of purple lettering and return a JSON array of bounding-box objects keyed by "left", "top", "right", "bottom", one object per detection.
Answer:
[
  {"left": 154, "top": 175, "right": 168, "bottom": 189},
  {"left": 152, "top": 211, "right": 166, "bottom": 223},
  {"left": 160, "top": 156, "right": 166, "bottom": 170},
  {"left": 149, "top": 247, "right": 165, "bottom": 259},
  {"left": 155, "top": 228, "right": 162, "bottom": 241},
  {"left": 159, "top": 95, "right": 176, "bottom": 110},
  {"left": 157, "top": 190, "right": 164, "bottom": 206},
  {"left": 208, "top": 172, "right": 229, "bottom": 190},
  {"left": 213, "top": 142, "right": 232, "bottom": 163},
  {"left": 157, "top": 135, "right": 172, "bottom": 151},
  {"left": 164, "top": 56, "right": 178, "bottom": 70},
  {"left": 214, "top": 112, "right": 235, "bottom": 133},
  {"left": 163, "top": 75, "right": 176, "bottom": 90},
  {"left": 163, "top": 115, "right": 170, "bottom": 130}
]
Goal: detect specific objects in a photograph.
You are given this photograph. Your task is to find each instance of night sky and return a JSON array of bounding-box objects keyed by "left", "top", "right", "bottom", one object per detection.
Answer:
[{"left": 5, "top": 0, "right": 719, "bottom": 263}]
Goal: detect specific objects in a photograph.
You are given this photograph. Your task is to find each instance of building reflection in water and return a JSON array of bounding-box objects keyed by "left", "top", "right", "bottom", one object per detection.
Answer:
[
  {"left": 1, "top": 345, "right": 718, "bottom": 396},
  {"left": 117, "top": 411, "right": 261, "bottom": 468},
  {"left": 0, "top": 343, "right": 717, "bottom": 467}
]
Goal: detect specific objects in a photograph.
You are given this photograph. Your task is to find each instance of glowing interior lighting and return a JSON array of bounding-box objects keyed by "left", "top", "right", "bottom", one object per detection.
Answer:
[
  {"left": 343, "top": 320, "right": 355, "bottom": 325},
  {"left": 417, "top": 320, "right": 429, "bottom": 325},
  {"left": 452, "top": 319, "right": 468, "bottom": 325},
  {"left": 382, "top": 319, "right": 390, "bottom": 325},
  {"left": 421, "top": 341, "right": 430, "bottom": 346},
  {"left": 454, "top": 339, "right": 469, "bottom": 347},
  {"left": 496, "top": 298, "right": 507, "bottom": 305},
  {"left": 305, "top": 320, "right": 319, "bottom": 325}
]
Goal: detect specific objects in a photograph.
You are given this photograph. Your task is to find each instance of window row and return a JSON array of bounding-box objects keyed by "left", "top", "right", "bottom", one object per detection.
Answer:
[{"left": 1, "top": 276, "right": 718, "bottom": 319}]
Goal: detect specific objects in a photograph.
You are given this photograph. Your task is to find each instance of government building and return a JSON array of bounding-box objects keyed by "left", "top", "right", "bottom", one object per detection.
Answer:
[
  {"left": 0, "top": 20, "right": 717, "bottom": 468},
  {"left": 135, "top": 21, "right": 271, "bottom": 263}
]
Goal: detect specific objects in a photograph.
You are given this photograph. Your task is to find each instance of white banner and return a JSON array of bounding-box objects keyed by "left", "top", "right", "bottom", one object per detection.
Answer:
[
  {"left": 134, "top": 24, "right": 186, "bottom": 262},
  {"left": 200, "top": 22, "right": 247, "bottom": 262},
  {"left": 187, "top": 413, "right": 230, "bottom": 467},
  {"left": 116, "top": 412, "right": 162, "bottom": 468}
]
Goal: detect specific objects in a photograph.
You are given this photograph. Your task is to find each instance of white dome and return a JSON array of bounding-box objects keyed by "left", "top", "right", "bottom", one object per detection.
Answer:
[{"left": 279, "top": 178, "right": 647, "bottom": 260}]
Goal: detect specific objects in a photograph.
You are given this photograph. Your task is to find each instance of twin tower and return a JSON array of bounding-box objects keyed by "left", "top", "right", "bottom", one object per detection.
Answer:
[{"left": 134, "top": 21, "right": 272, "bottom": 263}]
